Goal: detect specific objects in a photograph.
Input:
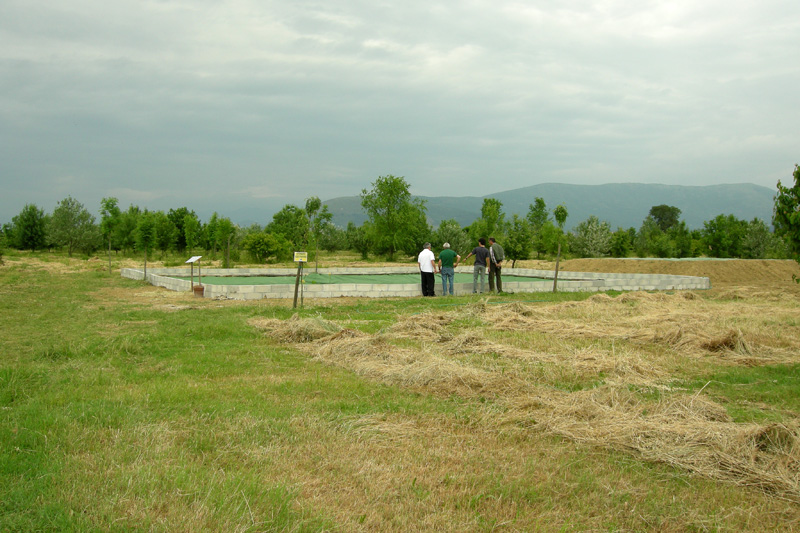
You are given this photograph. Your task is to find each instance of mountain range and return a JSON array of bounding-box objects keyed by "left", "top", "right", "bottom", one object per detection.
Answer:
[{"left": 323, "top": 182, "right": 776, "bottom": 231}]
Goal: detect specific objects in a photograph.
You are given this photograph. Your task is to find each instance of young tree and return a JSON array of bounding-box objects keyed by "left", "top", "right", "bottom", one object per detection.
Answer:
[
  {"left": 116, "top": 205, "right": 141, "bottom": 253},
  {"left": 167, "top": 207, "right": 196, "bottom": 253},
  {"left": 610, "top": 227, "right": 632, "bottom": 258},
  {"left": 572, "top": 216, "right": 612, "bottom": 258},
  {"left": 215, "top": 216, "right": 236, "bottom": 267},
  {"left": 153, "top": 211, "right": 176, "bottom": 257},
  {"left": 504, "top": 214, "right": 533, "bottom": 267},
  {"left": 346, "top": 222, "right": 370, "bottom": 259},
  {"left": 135, "top": 211, "right": 158, "bottom": 276},
  {"left": 49, "top": 196, "right": 101, "bottom": 257},
  {"left": 184, "top": 214, "right": 202, "bottom": 254},
  {"left": 702, "top": 214, "right": 747, "bottom": 258},
  {"left": 432, "top": 219, "right": 472, "bottom": 256},
  {"left": 774, "top": 164, "right": 800, "bottom": 275},
  {"left": 267, "top": 204, "right": 310, "bottom": 249},
  {"left": 360, "top": 175, "right": 427, "bottom": 260},
  {"left": 241, "top": 232, "right": 291, "bottom": 263},
  {"left": 305, "top": 196, "right": 333, "bottom": 271},
  {"left": 470, "top": 198, "right": 507, "bottom": 242},
  {"left": 100, "top": 197, "right": 122, "bottom": 273},
  {"left": 11, "top": 204, "right": 47, "bottom": 251}
]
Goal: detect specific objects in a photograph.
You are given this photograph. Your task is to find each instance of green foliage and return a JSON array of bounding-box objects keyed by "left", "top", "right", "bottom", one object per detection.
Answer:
[
  {"left": 183, "top": 213, "right": 202, "bottom": 253},
  {"left": 432, "top": 219, "right": 472, "bottom": 256},
  {"left": 241, "top": 232, "right": 291, "bottom": 263},
  {"left": 649, "top": 205, "right": 682, "bottom": 232},
  {"left": 504, "top": 214, "right": 533, "bottom": 266},
  {"left": 360, "top": 175, "right": 428, "bottom": 260},
  {"left": 572, "top": 216, "right": 612, "bottom": 258},
  {"left": 553, "top": 204, "right": 568, "bottom": 230},
  {"left": 610, "top": 227, "right": 632, "bottom": 258},
  {"left": 774, "top": 164, "right": 800, "bottom": 272},
  {"left": 527, "top": 197, "right": 550, "bottom": 229},
  {"left": 152, "top": 211, "right": 176, "bottom": 256},
  {"left": 702, "top": 214, "right": 747, "bottom": 258},
  {"left": 48, "top": 196, "right": 101, "bottom": 257},
  {"left": 11, "top": 204, "right": 47, "bottom": 251},
  {"left": 167, "top": 207, "right": 196, "bottom": 252},
  {"left": 470, "top": 198, "right": 508, "bottom": 242},
  {"left": 134, "top": 211, "right": 158, "bottom": 257},
  {"left": 267, "top": 204, "right": 310, "bottom": 249},
  {"left": 346, "top": 222, "right": 370, "bottom": 259}
]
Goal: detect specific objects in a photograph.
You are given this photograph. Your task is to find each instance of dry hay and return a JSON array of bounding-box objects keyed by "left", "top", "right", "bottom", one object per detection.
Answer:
[
  {"left": 250, "top": 289, "right": 800, "bottom": 502},
  {"left": 518, "top": 387, "right": 800, "bottom": 502},
  {"left": 249, "top": 314, "right": 346, "bottom": 343},
  {"left": 387, "top": 312, "right": 454, "bottom": 339},
  {"left": 479, "top": 295, "right": 796, "bottom": 366},
  {"left": 311, "top": 333, "right": 518, "bottom": 398}
]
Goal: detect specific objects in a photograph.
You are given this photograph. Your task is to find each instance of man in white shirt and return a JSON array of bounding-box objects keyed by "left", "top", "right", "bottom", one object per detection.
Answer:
[{"left": 417, "top": 242, "right": 437, "bottom": 297}]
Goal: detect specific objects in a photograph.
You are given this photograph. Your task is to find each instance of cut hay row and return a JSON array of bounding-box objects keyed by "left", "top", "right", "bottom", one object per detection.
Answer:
[{"left": 251, "top": 295, "right": 800, "bottom": 501}]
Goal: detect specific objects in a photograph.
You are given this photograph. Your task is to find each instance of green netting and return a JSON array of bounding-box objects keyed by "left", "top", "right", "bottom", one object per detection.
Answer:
[{"left": 178, "top": 273, "right": 549, "bottom": 286}]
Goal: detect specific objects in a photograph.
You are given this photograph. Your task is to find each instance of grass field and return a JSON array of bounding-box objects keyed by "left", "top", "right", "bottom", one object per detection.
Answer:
[{"left": 2, "top": 251, "right": 799, "bottom": 531}]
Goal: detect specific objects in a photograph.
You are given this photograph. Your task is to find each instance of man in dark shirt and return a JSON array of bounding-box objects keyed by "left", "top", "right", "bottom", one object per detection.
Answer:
[
  {"left": 464, "top": 238, "right": 490, "bottom": 293},
  {"left": 488, "top": 237, "right": 505, "bottom": 293}
]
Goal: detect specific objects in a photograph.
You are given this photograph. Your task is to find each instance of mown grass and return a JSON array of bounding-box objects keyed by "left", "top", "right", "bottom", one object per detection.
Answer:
[{"left": 2, "top": 251, "right": 799, "bottom": 531}]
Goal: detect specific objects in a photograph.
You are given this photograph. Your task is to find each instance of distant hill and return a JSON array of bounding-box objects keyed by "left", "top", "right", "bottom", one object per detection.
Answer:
[{"left": 324, "top": 183, "right": 776, "bottom": 231}]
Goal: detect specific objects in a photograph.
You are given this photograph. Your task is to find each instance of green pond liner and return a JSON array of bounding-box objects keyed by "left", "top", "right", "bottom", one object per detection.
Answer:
[{"left": 179, "top": 273, "right": 550, "bottom": 286}]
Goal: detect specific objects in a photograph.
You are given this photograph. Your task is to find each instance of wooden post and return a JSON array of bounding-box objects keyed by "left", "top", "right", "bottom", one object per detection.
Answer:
[
  {"left": 293, "top": 262, "right": 303, "bottom": 308},
  {"left": 552, "top": 243, "right": 561, "bottom": 293}
]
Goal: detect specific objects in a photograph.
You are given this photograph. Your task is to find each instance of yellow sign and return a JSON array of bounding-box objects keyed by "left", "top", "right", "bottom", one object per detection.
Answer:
[{"left": 294, "top": 252, "right": 308, "bottom": 263}]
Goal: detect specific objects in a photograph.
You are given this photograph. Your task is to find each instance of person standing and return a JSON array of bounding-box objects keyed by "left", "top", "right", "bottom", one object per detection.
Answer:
[
  {"left": 488, "top": 237, "right": 505, "bottom": 293},
  {"left": 418, "top": 242, "right": 437, "bottom": 297},
  {"left": 464, "top": 238, "right": 490, "bottom": 293},
  {"left": 437, "top": 243, "right": 460, "bottom": 296}
]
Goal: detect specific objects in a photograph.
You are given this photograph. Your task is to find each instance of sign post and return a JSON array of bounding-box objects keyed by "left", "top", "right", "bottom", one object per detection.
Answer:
[
  {"left": 186, "top": 256, "right": 203, "bottom": 296},
  {"left": 293, "top": 252, "right": 308, "bottom": 308}
]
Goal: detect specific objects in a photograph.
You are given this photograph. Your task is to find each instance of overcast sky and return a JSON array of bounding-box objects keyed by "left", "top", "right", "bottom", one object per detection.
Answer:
[{"left": 2, "top": 0, "right": 799, "bottom": 224}]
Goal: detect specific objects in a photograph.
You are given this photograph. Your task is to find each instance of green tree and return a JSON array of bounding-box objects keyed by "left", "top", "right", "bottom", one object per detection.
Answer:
[
  {"left": 528, "top": 197, "right": 550, "bottom": 259},
  {"left": 432, "top": 219, "right": 472, "bottom": 256},
  {"left": 115, "top": 205, "right": 140, "bottom": 253},
  {"left": 572, "top": 216, "right": 612, "bottom": 258},
  {"left": 610, "top": 227, "right": 632, "bottom": 257},
  {"left": 305, "top": 196, "right": 333, "bottom": 270},
  {"left": 184, "top": 214, "right": 202, "bottom": 254},
  {"left": 267, "top": 204, "right": 310, "bottom": 249},
  {"left": 49, "top": 196, "right": 101, "bottom": 257},
  {"left": 153, "top": 211, "right": 176, "bottom": 257},
  {"left": 100, "top": 197, "right": 122, "bottom": 273},
  {"left": 346, "top": 222, "right": 370, "bottom": 259},
  {"left": 741, "top": 218, "right": 773, "bottom": 259},
  {"left": 215, "top": 216, "right": 237, "bottom": 267},
  {"left": 702, "top": 214, "right": 747, "bottom": 258},
  {"left": 504, "top": 214, "right": 533, "bottom": 267},
  {"left": 167, "top": 207, "right": 196, "bottom": 253},
  {"left": 360, "top": 175, "right": 427, "bottom": 260},
  {"left": 242, "top": 232, "right": 291, "bottom": 263},
  {"left": 553, "top": 204, "right": 568, "bottom": 231},
  {"left": 135, "top": 211, "right": 158, "bottom": 276},
  {"left": 635, "top": 216, "right": 662, "bottom": 257},
  {"left": 470, "top": 198, "right": 507, "bottom": 242},
  {"left": 774, "top": 164, "right": 800, "bottom": 274},
  {"left": 649, "top": 205, "right": 682, "bottom": 232},
  {"left": 11, "top": 204, "right": 47, "bottom": 251}
]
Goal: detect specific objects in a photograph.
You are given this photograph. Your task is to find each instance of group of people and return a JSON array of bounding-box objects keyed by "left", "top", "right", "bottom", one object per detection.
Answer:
[{"left": 417, "top": 237, "right": 504, "bottom": 297}]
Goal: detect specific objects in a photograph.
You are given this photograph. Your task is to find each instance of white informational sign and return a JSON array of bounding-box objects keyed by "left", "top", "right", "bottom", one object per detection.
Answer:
[
  {"left": 294, "top": 252, "right": 308, "bottom": 263},
  {"left": 185, "top": 256, "right": 202, "bottom": 264}
]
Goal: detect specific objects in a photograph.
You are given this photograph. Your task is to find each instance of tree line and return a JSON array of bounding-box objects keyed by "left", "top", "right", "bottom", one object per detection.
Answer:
[{"left": 2, "top": 167, "right": 799, "bottom": 269}]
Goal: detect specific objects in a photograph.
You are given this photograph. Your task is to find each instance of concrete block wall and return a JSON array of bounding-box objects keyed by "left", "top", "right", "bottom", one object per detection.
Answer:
[{"left": 121, "top": 266, "right": 710, "bottom": 300}]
